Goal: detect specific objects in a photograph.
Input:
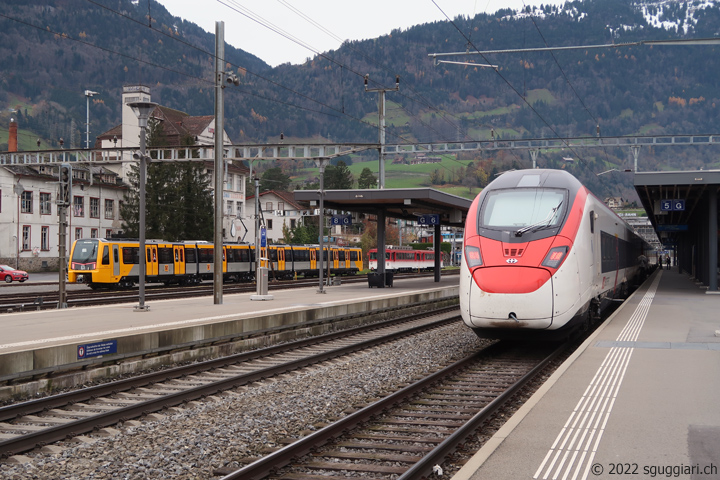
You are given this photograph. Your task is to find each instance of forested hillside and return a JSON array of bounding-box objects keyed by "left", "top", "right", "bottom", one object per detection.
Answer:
[{"left": 2, "top": 0, "right": 720, "bottom": 199}]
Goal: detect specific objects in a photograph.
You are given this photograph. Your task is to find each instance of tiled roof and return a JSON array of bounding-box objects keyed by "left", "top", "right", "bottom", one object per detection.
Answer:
[{"left": 246, "top": 190, "right": 307, "bottom": 210}]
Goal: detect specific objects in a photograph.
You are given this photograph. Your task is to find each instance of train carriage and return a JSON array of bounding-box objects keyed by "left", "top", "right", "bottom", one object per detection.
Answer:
[
  {"left": 459, "top": 169, "right": 652, "bottom": 340},
  {"left": 69, "top": 238, "right": 365, "bottom": 288},
  {"left": 368, "top": 246, "right": 443, "bottom": 272}
]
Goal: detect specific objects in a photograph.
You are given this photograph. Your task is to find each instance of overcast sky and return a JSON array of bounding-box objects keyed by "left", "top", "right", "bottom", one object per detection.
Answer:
[{"left": 155, "top": 0, "right": 567, "bottom": 67}]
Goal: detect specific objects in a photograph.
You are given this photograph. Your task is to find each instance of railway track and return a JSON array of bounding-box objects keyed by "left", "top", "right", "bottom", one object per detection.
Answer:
[
  {"left": 0, "top": 271, "right": 453, "bottom": 312},
  {"left": 0, "top": 305, "right": 460, "bottom": 459},
  {"left": 217, "top": 341, "right": 566, "bottom": 480}
]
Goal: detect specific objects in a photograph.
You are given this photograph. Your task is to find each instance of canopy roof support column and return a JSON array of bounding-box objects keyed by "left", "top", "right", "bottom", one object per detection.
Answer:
[{"left": 708, "top": 187, "right": 718, "bottom": 293}]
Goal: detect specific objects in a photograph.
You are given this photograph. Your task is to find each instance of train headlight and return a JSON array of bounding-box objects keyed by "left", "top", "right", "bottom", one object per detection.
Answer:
[
  {"left": 465, "top": 245, "right": 483, "bottom": 268},
  {"left": 542, "top": 246, "right": 569, "bottom": 269}
]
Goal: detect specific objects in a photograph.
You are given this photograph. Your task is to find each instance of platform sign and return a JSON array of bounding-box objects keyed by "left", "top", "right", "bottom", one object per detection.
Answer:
[
  {"left": 417, "top": 214, "right": 440, "bottom": 225},
  {"left": 77, "top": 340, "right": 117, "bottom": 359},
  {"left": 260, "top": 226, "right": 267, "bottom": 247},
  {"left": 661, "top": 199, "right": 685, "bottom": 211},
  {"left": 331, "top": 214, "right": 352, "bottom": 226}
]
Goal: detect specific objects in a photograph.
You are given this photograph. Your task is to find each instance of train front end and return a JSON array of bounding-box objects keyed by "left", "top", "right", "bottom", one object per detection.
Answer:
[
  {"left": 68, "top": 238, "right": 102, "bottom": 284},
  {"left": 460, "top": 169, "right": 590, "bottom": 340}
]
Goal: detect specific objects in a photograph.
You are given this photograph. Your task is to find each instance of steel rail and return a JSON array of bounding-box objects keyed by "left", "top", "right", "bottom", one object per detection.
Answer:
[
  {"left": 397, "top": 342, "right": 567, "bottom": 480},
  {"left": 220, "top": 341, "right": 565, "bottom": 480},
  {"left": 0, "top": 310, "right": 459, "bottom": 458}
]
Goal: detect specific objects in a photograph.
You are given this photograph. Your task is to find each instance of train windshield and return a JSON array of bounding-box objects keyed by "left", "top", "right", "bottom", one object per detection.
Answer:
[
  {"left": 71, "top": 239, "right": 99, "bottom": 263},
  {"left": 481, "top": 188, "right": 566, "bottom": 231}
]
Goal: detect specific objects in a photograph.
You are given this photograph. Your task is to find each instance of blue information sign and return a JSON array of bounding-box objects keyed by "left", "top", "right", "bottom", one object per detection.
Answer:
[
  {"left": 77, "top": 340, "right": 117, "bottom": 359},
  {"left": 260, "top": 226, "right": 267, "bottom": 247},
  {"left": 418, "top": 214, "right": 440, "bottom": 225},
  {"left": 661, "top": 199, "right": 685, "bottom": 212},
  {"left": 331, "top": 214, "right": 352, "bottom": 226}
]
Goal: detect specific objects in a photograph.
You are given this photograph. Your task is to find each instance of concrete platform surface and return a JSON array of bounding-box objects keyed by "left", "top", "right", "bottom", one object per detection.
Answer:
[
  {"left": 453, "top": 268, "right": 720, "bottom": 480},
  {"left": 0, "top": 275, "right": 459, "bottom": 378}
]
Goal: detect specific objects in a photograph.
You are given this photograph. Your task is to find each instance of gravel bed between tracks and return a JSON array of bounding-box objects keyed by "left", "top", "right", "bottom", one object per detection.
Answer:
[{"left": 3, "top": 322, "right": 490, "bottom": 479}]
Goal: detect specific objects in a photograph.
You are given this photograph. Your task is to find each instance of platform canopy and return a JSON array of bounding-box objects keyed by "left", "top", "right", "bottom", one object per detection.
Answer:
[
  {"left": 634, "top": 170, "right": 720, "bottom": 292},
  {"left": 294, "top": 188, "right": 473, "bottom": 285},
  {"left": 293, "top": 188, "right": 472, "bottom": 227}
]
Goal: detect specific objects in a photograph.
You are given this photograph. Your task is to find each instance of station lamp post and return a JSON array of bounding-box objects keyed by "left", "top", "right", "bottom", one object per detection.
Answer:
[
  {"left": 127, "top": 100, "right": 157, "bottom": 312},
  {"left": 84, "top": 90, "right": 99, "bottom": 149}
]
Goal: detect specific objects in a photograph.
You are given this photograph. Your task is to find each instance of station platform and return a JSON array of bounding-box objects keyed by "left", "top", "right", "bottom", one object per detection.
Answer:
[
  {"left": 453, "top": 267, "right": 720, "bottom": 480},
  {"left": 0, "top": 275, "right": 459, "bottom": 393}
]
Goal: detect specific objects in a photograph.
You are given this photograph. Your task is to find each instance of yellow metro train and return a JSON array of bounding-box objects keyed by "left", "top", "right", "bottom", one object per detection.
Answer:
[{"left": 68, "top": 238, "right": 363, "bottom": 289}]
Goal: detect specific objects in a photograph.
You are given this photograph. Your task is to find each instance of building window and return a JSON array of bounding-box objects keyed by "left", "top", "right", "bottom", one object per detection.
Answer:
[
  {"left": 290, "top": 219, "right": 296, "bottom": 229},
  {"left": 278, "top": 202, "right": 284, "bottom": 212},
  {"left": 226, "top": 200, "right": 234, "bottom": 215},
  {"left": 75, "top": 228, "right": 83, "bottom": 240},
  {"left": 21, "top": 191, "right": 33, "bottom": 213},
  {"left": 41, "top": 226, "right": 50, "bottom": 251},
  {"left": 90, "top": 198, "right": 100, "bottom": 218},
  {"left": 22, "top": 226, "right": 31, "bottom": 250},
  {"left": 237, "top": 202, "right": 242, "bottom": 217},
  {"left": 105, "top": 199, "right": 114, "bottom": 219},
  {"left": 73, "top": 196, "right": 84, "bottom": 217},
  {"left": 40, "top": 192, "right": 52, "bottom": 215},
  {"left": 91, "top": 228, "right": 98, "bottom": 238},
  {"left": 106, "top": 229, "right": 113, "bottom": 238},
  {"left": 226, "top": 174, "right": 233, "bottom": 191},
  {"left": 118, "top": 201, "right": 124, "bottom": 221},
  {"left": 265, "top": 202, "right": 273, "bottom": 211},
  {"left": 267, "top": 219, "right": 273, "bottom": 230}
]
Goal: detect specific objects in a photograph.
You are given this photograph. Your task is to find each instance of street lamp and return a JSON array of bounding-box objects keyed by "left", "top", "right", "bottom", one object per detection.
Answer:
[
  {"left": 84, "top": 90, "right": 99, "bottom": 149},
  {"left": 128, "top": 100, "right": 157, "bottom": 312}
]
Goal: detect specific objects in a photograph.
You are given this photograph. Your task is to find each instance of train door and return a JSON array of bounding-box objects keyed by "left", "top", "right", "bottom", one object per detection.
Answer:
[
  {"left": 277, "top": 248, "right": 286, "bottom": 272},
  {"left": 112, "top": 245, "right": 120, "bottom": 277},
  {"left": 174, "top": 245, "right": 185, "bottom": 275},
  {"left": 310, "top": 248, "right": 317, "bottom": 270},
  {"left": 146, "top": 246, "right": 158, "bottom": 276}
]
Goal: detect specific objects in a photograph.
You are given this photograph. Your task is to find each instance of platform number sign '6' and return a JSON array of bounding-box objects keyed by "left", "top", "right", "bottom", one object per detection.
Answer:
[{"left": 417, "top": 214, "right": 440, "bottom": 225}]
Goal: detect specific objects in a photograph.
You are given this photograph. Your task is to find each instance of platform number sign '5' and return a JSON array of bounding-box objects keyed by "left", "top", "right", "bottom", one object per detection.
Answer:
[
  {"left": 661, "top": 199, "right": 685, "bottom": 212},
  {"left": 417, "top": 214, "right": 440, "bottom": 225}
]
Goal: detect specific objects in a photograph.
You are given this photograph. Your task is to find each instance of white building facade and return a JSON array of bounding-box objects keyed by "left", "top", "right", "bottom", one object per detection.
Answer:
[{"left": 0, "top": 164, "right": 127, "bottom": 271}]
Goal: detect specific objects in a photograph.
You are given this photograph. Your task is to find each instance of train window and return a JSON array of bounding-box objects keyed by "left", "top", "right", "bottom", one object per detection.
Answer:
[
  {"left": 270, "top": 249, "right": 278, "bottom": 262},
  {"left": 146, "top": 249, "right": 152, "bottom": 263},
  {"left": 589, "top": 211, "right": 595, "bottom": 234},
  {"left": 338, "top": 251, "right": 345, "bottom": 261},
  {"left": 198, "top": 248, "right": 213, "bottom": 263},
  {"left": 101, "top": 246, "right": 110, "bottom": 265},
  {"left": 158, "top": 248, "right": 173, "bottom": 264},
  {"left": 180, "top": 249, "right": 184, "bottom": 262},
  {"left": 122, "top": 247, "right": 139, "bottom": 264},
  {"left": 175, "top": 249, "right": 179, "bottom": 262},
  {"left": 285, "top": 249, "right": 294, "bottom": 262},
  {"left": 481, "top": 188, "right": 566, "bottom": 230},
  {"left": 185, "top": 248, "right": 196, "bottom": 263},
  {"left": 114, "top": 248, "right": 119, "bottom": 264}
]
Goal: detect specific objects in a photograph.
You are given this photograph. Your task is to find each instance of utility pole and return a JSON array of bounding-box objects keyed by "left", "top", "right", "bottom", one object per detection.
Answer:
[
  {"left": 57, "top": 163, "right": 72, "bottom": 309},
  {"left": 315, "top": 158, "right": 329, "bottom": 293},
  {"left": 84, "top": 90, "right": 98, "bottom": 149},
  {"left": 364, "top": 75, "right": 399, "bottom": 189},
  {"left": 212, "top": 20, "right": 240, "bottom": 304},
  {"left": 213, "top": 21, "right": 225, "bottom": 305}
]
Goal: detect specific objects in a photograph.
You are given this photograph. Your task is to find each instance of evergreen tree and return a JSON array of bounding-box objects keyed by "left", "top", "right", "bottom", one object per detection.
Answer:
[
  {"left": 357, "top": 167, "right": 377, "bottom": 189},
  {"left": 120, "top": 122, "right": 213, "bottom": 241},
  {"left": 323, "top": 160, "right": 354, "bottom": 189}
]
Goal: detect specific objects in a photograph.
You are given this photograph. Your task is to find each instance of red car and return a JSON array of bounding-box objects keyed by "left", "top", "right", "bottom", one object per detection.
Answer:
[{"left": 0, "top": 265, "right": 29, "bottom": 283}]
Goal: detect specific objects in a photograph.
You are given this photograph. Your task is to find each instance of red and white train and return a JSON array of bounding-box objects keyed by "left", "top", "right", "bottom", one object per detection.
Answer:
[
  {"left": 460, "top": 169, "right": 652, "bottom": 340},
  {"left": 368, "top": 246, "right": 442, "bottom": 272}
]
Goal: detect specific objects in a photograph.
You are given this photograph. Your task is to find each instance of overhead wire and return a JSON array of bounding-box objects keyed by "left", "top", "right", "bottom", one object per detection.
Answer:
[
  {"left": 220, "top": 0, "right": 470, "bottom": 144},
  {"left": 430, "top": 0, "right": 593, "bottom": 172}
]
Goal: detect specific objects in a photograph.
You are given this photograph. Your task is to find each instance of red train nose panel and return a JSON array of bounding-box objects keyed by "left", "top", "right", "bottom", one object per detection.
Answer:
[{"left": 473, "top": 266, "right": 551, "bottom": 294}]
